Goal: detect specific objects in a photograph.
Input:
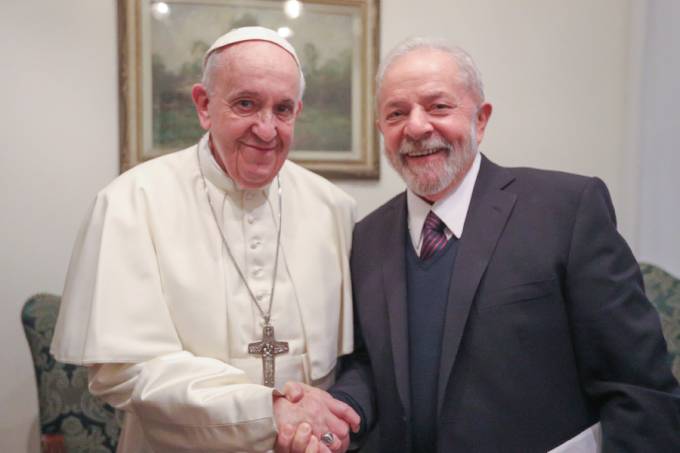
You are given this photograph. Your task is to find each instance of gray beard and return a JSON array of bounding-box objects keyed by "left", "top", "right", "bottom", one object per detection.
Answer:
[{"left": 387, "top": 128, "right": 478, "bottom": 197}]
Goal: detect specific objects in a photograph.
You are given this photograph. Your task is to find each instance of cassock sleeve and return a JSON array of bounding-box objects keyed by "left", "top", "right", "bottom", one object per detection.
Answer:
[
  {"left": 564, "top": 177, "right": 680, "bottom": 451},
  {"left": 88, "top": 354, "right": 276, "bottom": 452},
  {"left": 51, "top": 181, "right": 279, "bottom": 451}
]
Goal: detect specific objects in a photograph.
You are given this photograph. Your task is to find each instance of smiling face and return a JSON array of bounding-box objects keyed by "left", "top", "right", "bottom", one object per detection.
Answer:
[
  {"left": 377, "top": 48, "right": 492, "bottom": 201},
  {"left": 192, "top": 41, "right": 302, "bottom": 189}
]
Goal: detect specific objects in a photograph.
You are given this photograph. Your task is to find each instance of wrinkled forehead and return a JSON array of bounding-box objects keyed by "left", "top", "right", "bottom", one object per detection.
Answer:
[
  {"left": 378, "top": 49, "right": 465, "bottom": 103},
  {"left": 214, "top": 41, "right": 301, "bottom": 87},
  {"left": 209, "top": 41, "right": 302, "bottom": 101}
]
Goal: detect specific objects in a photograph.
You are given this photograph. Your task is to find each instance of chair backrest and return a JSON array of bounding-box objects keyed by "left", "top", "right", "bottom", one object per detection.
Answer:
[
  {"left": 21, "top": 293, "right": 122, "bottom": 452},
  {"left": 640, "top": 263, "right": 680, "bottom": 384}
]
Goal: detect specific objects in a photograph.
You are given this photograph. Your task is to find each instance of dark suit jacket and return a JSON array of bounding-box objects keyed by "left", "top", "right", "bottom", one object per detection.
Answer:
[{"left": 332, "top": 155, "right": 680, "bottom": 453}]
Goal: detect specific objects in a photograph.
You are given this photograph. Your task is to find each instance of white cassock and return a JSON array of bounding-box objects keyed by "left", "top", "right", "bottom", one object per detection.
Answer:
[{"left": 51, "top": 134, "right": 356, "bottom": 452}]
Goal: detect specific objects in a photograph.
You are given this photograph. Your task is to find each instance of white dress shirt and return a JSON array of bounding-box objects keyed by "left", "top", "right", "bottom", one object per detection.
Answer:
[{"left": 407, "top": 152, "right": 482, "bottom": 255}]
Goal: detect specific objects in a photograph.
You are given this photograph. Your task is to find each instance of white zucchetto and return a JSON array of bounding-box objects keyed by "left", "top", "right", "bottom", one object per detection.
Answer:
[{"left": 204, "top": 26, "right": 301, "bottom": 67}]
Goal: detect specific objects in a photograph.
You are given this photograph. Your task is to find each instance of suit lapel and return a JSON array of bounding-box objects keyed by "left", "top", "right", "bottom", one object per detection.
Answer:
[
  {"left": 380, "top": 194, "right": 412, "bottom": 414},
  {"left": 437, "top": 156, "right": 517, "bottom": 415}
]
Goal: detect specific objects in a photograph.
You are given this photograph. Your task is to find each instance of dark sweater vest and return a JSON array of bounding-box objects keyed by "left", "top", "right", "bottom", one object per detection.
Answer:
[{"left": 406, "top": 234, "right": 459, "bottom": 453}]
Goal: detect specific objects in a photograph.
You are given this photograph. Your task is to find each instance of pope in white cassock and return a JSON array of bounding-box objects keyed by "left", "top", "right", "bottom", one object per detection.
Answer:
[{"left": 51, "top": 27, "right": 359, "bottom": 452}]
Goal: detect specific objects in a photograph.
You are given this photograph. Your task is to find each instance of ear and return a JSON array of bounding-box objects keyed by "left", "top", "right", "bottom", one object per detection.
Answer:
[
  {"left": 191, "top": 83, "right": 211, "bottom": 130},
  {"left": 295, "top": 100, "right": 304, "bottom": 118},
  {"left": 475, "top": 102, "right": 493, "bottom": 145}
]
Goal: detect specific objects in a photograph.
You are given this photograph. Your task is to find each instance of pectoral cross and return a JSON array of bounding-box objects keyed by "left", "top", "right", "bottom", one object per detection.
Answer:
[{"left": 248, "top": 323, "right": 289, "bottom": 387}]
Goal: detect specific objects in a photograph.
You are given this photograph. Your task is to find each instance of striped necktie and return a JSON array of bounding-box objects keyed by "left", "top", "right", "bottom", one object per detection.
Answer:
[{"left": 420, "top": 211, "right": 449, "bottom": 260}]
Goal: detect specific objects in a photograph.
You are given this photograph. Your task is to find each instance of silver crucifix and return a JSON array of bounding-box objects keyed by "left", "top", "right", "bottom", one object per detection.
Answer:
[{"left": 248, "top": 323, "right": 289, "bottom": 387}]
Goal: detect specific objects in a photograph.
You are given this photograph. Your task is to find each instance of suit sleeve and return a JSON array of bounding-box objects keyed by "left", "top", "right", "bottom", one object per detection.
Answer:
[
  {"left": 330, "top": 225, "right": 378, "bottom": 441},
  {"left": 564, "top": 177, "right": 680, "bottom": 451}
]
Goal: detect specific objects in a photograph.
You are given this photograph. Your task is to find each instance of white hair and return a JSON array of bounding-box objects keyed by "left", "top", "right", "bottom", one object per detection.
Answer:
[
  {"left": 376, "top": 37, "right": 485, "bottom": 104},
  {"left": 202, "top": 46, "right": 306, "bottom": 100}
]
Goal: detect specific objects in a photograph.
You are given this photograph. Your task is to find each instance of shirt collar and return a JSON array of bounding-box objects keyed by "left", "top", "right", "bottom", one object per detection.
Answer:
[{"left": 407, "top": 151, "right": 481, "bottom": 249}]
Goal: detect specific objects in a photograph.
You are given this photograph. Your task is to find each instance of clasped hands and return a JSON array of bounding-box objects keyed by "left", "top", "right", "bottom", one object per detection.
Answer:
[{"left": 273, "top": 382, "right": 360, "bottom": 453}]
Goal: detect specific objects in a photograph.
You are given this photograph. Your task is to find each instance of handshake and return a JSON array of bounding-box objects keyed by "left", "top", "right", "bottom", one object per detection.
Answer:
[{"left": 273, "top": 382, "right": 361, "bottom": 453}]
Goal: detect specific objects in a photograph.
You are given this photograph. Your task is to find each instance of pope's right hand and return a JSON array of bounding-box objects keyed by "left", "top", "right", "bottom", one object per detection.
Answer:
[{"left": 273, "top": 381, "right": 359, "bottom": 453}]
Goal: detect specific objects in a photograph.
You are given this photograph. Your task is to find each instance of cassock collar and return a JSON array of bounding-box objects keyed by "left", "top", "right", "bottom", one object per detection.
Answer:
[
  {"left": 198, "top": 133, "right": 273, "bottom": 198},
  {"left": 407, "top": 151, "right": 481, "bottom": 250}
]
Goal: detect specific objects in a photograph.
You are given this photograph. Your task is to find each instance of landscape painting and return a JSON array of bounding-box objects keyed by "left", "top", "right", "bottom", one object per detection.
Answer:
[{"left": 119, "top": 0, "right": 380, "bottom": 178}]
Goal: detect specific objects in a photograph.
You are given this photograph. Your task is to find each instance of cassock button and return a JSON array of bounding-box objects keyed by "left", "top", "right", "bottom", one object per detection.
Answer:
[
  {"left": 252, "top": 268, "right": 263, "bottom": 277},
  {"left": 247, "top": 215, "right": 255, "bottom": 224}
]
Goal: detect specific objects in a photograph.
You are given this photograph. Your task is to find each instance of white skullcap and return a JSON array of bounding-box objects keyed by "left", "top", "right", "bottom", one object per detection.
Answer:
[{"left": 204, "top": 26, "right": 300, "bottom": 67}]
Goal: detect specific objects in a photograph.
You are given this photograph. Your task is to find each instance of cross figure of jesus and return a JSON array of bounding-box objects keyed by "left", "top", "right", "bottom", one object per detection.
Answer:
[{"left": 248, "top": 323, "right": 289, "bottom": 387}]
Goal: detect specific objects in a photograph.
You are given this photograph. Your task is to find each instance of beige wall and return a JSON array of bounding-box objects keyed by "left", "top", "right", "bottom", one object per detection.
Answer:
[
  {"left": 338, "top": 0, "right": 638, "bottom": 240},
  {"left": 637, "top": 0, "right": 680, "bottom": 276},
  {"left": 3, "top": 1, "right": 675, "bottom": 452},
  {"left": 0, "top": 1, "right": 118, "bottom": 451}
]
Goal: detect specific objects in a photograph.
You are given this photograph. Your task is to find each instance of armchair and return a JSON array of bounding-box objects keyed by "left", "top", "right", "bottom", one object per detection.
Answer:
[
  {"left": 640, "top": 262, "right": 680, "bottom": 383},
  {"left": 21, "top": 293, "right": 122, "bottom": 452}
]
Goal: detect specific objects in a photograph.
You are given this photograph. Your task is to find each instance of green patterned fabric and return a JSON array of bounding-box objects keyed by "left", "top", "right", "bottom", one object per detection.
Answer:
[
  {"left": 640, "top": 263, "right": 680, "bottom": 384},
  {"left": 21, "top": 294, "right": 123, "bottom": 452}
]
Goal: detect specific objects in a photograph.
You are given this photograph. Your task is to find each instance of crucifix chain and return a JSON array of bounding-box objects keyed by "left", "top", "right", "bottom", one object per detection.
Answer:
[{"left": 197, "top": 145, "right": 289, "bottom": 387}]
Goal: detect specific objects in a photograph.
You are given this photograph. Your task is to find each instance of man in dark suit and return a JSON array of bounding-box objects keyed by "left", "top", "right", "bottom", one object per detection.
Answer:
[{"left": 320, "top": 38, "right": 680, "bottom": 453}]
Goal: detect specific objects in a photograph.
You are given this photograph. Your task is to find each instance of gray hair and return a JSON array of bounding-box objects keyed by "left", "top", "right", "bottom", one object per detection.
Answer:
[
  {"left": 202, "top": 46, "right": 306, "bottom": 100},
  {"left": 376, "top": 37, "right": 485, "bottom": 104}
]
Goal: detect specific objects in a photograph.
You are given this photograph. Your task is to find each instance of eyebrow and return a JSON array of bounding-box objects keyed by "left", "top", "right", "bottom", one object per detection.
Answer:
[
  {"left": 229, "top": 90, "right": 261, "bottom": 99},
  {"left": 421, "top": 91, "right": 458, "bottom": 105},
  {"left": 422, "top": 90, "right": 447, "bottom": 100},
  {"left": 383, "top": 99, "right": 407, "bottom": 110},
  {"left": 228, "top": 90, "right": 296, "bottom": 105},
  {"left": 383, "top": 91, "right": 454, "bottom": 109}
]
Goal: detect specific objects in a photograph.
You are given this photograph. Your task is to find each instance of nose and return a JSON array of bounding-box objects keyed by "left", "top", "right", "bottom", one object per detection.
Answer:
[
  {"left": 251, "top": 111, "right": 277, "bottom": 143},
  {"left": 403, "top": 107, "right": 433, "bottom": 141}
]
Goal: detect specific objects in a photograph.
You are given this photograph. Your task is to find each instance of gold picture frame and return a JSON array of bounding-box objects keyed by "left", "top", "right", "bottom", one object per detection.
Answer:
[{"left": 118, "top": 0, "right": 380, "bottom": 178}]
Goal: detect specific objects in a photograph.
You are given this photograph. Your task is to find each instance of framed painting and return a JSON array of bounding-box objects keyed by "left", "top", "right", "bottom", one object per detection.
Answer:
[{"left": 118, "top": 0, "right": 380, "bottom": 178}]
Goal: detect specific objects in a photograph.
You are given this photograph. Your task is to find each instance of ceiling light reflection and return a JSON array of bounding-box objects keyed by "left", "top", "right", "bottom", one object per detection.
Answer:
[
  {"left": 284, "top": 0, "right": 302, "bottom": 19},
  {"left": 277, "top": 27, "right": 293, "bottom": 39},
  {"left": 151, "top": 2, "right": 170, "bottom": 20}
]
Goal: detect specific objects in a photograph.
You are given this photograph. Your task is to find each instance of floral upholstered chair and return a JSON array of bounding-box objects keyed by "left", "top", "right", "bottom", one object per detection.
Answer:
[
  {"left": 22, "top": 293, "right": 123, "bottom": 453},
  {"left": 640, "top": 263, "right": 680, "bottom": 384}
]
